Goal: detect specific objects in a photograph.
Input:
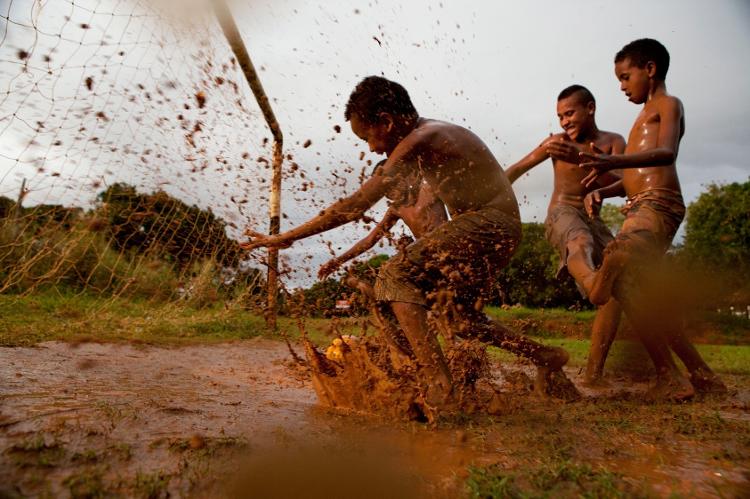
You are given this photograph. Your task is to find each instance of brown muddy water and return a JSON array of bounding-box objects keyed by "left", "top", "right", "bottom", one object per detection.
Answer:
[{"left": 1, "top": 339, "right": 749, "bottom": 497}]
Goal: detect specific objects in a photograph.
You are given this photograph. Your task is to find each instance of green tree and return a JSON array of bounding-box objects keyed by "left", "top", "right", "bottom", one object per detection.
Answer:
[
  {"left": 684, "top": 180, "right": 750, "bottom": 274},
  {"left": 98, "top": 183, "right": 241, "bottom": 269},
  {"left": 599, "top": 203, "right": 625, "bottom": 234},
  {"left": 496, "top": 223, "right": 587, "bottom": 308}
]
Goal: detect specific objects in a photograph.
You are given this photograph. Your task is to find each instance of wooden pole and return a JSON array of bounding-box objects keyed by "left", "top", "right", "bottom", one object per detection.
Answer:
[{"left": 214, "top": 0, "right": 283, "bottom": 330}]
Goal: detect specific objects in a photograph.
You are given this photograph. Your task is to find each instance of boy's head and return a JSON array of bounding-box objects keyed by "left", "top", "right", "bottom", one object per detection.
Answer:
[
  {"left": 556, "top": 85, "right": 596, "bottom": 141},
  {"left": 614, "top": 38, "right": 670, "bottom": 104},
  {"left": 345, "top": 76, "right": 419, "bottom": 155}
]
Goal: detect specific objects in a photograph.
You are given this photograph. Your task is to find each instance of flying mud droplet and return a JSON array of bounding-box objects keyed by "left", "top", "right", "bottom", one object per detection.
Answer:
[
  {"left": 195, "top": 91, "right": 207, "bottom": 109},
  {"left": 17, "top": 50, "right": 29, "bottom": 60},
  {"left": 85, "top": 76, "right": 94, "bottom": 91},
  {"left": 303, "top": 139, "right": 312, "bottom": 148}
]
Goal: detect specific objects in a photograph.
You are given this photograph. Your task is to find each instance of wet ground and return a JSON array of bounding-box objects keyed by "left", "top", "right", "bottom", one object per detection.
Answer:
[{"left": 1, "top": 339, "right": 749, "bottom": 497}]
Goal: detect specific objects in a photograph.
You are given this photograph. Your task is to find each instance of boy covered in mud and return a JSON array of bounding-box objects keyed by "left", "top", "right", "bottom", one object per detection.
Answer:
[
  {"left": 563, "top": 39, "right": 725, "bottom": 398},
  {"left": 317, "top": 161, "right": 447, "bottom": 282},
  {"left": 317, "top": 161, "right": 447, "bottom": 360},
  {"left": 505, "top": 84, "right": 624, "bottom": 386},
  {"left": 243, "top": 76, "right": 571, "bottom": 407}
]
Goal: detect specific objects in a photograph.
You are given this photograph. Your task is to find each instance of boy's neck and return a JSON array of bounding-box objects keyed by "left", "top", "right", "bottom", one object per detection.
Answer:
[
  {"left": 647, "top": 79, "right": 668, "bottom": 101},
  {"left": 576, "top": 123, "right": 599, "bottom": 143}
]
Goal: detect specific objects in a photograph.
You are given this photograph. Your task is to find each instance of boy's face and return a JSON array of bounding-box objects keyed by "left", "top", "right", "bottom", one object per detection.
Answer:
[
  {"left": 615, "top": 58, "right": 652, "bottom": 104},
  {"left": 349, "top": 113, "right": 396, "bottom": 155},
  {"left": 556, "top": 96, "right": 594, "bottom": 141}
]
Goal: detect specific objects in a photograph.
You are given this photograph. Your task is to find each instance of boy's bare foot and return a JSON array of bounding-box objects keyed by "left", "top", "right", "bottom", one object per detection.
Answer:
[
  {"left": 534, "top": 368, "right": 582, "bottom": 401},
  {"left": 646, "top": 371, "right": 695, "bottom": 402},
  {"left": 535, "top": 346, "right": 570, "bottom": 370},
  {"left": 689, "top": 369, "right": 728, "bottom": 394},
  {"left": 581, "top": 374, "right": 612, "bottom": 389},
  {"left": 422, "top": 373, "right": 456, "bottom": 409}
]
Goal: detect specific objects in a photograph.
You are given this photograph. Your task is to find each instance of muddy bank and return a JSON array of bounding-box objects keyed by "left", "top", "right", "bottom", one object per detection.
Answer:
[{"left": 1, "top": 339, "right": 749, "bottom": 497}]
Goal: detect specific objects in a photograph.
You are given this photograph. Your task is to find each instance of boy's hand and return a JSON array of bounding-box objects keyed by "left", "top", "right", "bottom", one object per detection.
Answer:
[
  {"left": 240, "top": 229, "right": 292, "bottom": 251},
  {"left": 318, "top": 259, "right": 341, "bottom": 280},
  {"left": 579, "top": 143, "right": 616, "bottom": 187},
  {"left": 578, "top": 142, "right": 621, "bottom": 186},
  {"left": 584, "top": 190, "right": 603, "bottom": 219},
  {"left": 545, "top": 138, "right": 584, "bottom": 164}
]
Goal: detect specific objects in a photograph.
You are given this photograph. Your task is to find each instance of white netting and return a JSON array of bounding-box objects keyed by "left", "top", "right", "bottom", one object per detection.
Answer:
[{"left": 0, "top": 0, "right": 274, "bottom": 303}]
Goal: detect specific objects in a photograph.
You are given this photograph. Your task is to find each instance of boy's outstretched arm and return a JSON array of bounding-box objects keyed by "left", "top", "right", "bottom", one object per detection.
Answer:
[
  {"left": 242, "top": 172, "right": 393, "bottom": 250},
  {"left": 579, "top": 97, "right": 683, "bottom": 173},
  {"left": 505, "top": 136, "right": 554, "bottom": 183},
  {"left": 318, "top": 208, "right": 400, "bottom": 279},
  {"left": 242, "top": 129, "right": 425, "bottom": 250}
]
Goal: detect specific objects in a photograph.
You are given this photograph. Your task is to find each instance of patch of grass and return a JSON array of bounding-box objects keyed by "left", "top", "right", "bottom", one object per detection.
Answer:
[
  {"left": 71, "top": 449, "right": 99, "bottom": 464},
  {"left": 107, "top": 442, "right": 132, "bottom": 461},
  {"left": 63, "top": 469, "right": 107, "bottom": 499},
  {"left": 466, "top": 464, "right": 522, "bottom": 498},
  {"left": 488, "top": 338, "right": 750, "bottom": 376},
  {"left": 1, "top": 290, "right": 747, "bottom": 376},
  {"left": 466, "top": 460, "right": 627, "bottom": 498},
  {"left": 132, "top": 470, "right": 171, "bottom": 499},
  {"left": 0, "top": 290, "right": 267, "bottom": 346},
  {"left": 7, "top": 435, "right": 66, "bottom": 468}
]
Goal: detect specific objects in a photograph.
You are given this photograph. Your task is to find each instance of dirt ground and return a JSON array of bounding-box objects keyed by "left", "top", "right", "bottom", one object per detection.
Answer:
[{"left": 1, "top": 339, "right": 749, "bottom": 498}]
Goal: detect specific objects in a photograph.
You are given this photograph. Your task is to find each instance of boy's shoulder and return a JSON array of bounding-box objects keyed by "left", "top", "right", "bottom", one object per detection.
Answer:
[
  {"left": 540, "top": 133, "right": 567, "bottom": 147},
  {"left": 649, "top": 93, "right": 684, "bottom": 115},
  {"left": 599, "top": 130, "right": 626, "bottom": 144}
]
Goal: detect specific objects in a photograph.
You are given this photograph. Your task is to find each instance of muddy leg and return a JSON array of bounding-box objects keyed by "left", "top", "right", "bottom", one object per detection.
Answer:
[
  {"left": 586, "top": 241, "right": 630, "bottom": 306},
  {"left": 344, "top": 276, "right": 414, "bottom": 361},
  {"left": 467, "top": 316, "right": 569, "bottom": 370},
  {"left": 667, "top": 330, "right": 727, "bottom": 394},
  {"left": 390, "top": 301, "right": 453, "bottom": 406},
  {"left": 583, "top": 298, "right": 621, "bottom": 386},
  {"left": 618, "top": 292, "right": 694, "bottom": 401}
]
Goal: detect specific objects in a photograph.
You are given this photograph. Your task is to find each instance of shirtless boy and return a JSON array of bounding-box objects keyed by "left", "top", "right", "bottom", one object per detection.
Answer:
[
  {"left": 570, "top": 39, "right": 725, "bottom": 397},
  {"left": 317, "top": 162, "right": 447, "bottom": 360},
  {"left": 243, "top": 76, "right": 570, "bottom": 406},
  {"left": 505, "top": 85, "right": 624, "bottom": 385},
  {"left": 317, "top": 162, "right": 447, "bottom": 282}
]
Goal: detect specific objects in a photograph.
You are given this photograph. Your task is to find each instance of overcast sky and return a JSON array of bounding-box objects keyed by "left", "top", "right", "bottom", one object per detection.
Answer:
[{"left": 1, "top": 0, "right": 748, "bottom": 287}]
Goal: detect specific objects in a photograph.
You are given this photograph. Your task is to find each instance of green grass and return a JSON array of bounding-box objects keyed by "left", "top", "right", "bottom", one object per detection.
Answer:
[
  {"left": 2, "top": 290, "right": 748, "bottom": 374},
  {"left": 488, "top": 338, "right": 750, "bottom": 376},
  {"left": 466, "top": 460, "right": 627, "bottom": 498}
]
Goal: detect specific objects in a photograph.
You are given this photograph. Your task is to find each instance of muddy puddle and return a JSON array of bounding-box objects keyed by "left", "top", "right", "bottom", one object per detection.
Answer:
[{"left": 1, "top": 339, "right": 749, "bottom": 497}]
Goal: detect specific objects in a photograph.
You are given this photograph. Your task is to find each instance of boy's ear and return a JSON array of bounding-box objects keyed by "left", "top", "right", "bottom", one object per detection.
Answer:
[
  {"left": 645, "top": 61, "right": 657, "bottom": 79},
  {"left": 378, "top": 112, "right": 395, "bottom": 131},
  {"left": 586, "top": 101, "right": 596, "bottom": 115}
]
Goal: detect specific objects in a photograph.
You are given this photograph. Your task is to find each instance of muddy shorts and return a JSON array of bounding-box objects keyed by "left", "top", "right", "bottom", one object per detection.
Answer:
[
  {"left": 545, "top": 204, "right": 614, "bottom": 279},
  {"left": 374, "top": 207, "right": 521, "bottom": 307},
  {"left": 613, "top": 188, "right": 685, "bottom": 260}
]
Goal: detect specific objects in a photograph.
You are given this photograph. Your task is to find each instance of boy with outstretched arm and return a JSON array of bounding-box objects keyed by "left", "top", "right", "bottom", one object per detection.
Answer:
[
  {"left": 317, "top": 163, "right": 446, "bottom": 282},
  {"left": 569, "top": 39, "right": 725, "bottom": 398},
  {"left": 317, "top": 162, "right": 447, "bottom": 362},
  {"left": 505, "top": 84, "right": 624, "bottom": 386},
  {"left": 242, "top": 76, "right": 570, "bottom": 407}
]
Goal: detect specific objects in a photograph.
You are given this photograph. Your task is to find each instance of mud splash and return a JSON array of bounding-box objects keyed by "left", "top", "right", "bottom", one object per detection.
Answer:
[
  {"left": 305, "top": 334, "right": 511, "bottom": 422},
  {"left": 1, "top": 340, "right": 748, "bottom": 497}
]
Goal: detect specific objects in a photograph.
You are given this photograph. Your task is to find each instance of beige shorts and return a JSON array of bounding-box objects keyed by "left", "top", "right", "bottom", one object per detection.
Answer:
[
  {"left": 545, "top": 204, "right": 614, "bottom": 279},
  {"left": 374, "top": 207, "right": 521, "bottom": 307}
]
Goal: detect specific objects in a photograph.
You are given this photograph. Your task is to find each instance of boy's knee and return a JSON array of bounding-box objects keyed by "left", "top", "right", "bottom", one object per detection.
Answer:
[{"left": 566, "top": 234, "right": 593, "bottom": 256}]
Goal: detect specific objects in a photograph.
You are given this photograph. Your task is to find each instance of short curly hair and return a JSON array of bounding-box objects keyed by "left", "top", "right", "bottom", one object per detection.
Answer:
[
  {"left": 345, "top": 76, "right": 418, "bottom": 124},
  {"left": 615, "top": 38, "right": 670, "bottom": 80},
  {"left": 557, "top": 84, "right": 595, "bottom": 105}
]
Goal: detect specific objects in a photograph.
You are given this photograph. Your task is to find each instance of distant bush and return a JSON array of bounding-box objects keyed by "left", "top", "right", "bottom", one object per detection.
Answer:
[
  {"left": 0, "top": 184, "right": 264, "bottom": 304},
  {"left": 497, "top": 223, "right": 588, "bottom": 309}
]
